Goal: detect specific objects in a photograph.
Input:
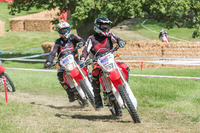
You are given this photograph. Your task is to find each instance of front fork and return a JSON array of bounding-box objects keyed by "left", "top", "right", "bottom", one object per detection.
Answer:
[
  {"left": 101, "top": 73, "right": 124, "bottom": 109},
  {"left": 63, "top": 70, "right": 86, "bottom": 100},
  {"left": 108, "top": 69, "right": 137, "bottom": 109}
]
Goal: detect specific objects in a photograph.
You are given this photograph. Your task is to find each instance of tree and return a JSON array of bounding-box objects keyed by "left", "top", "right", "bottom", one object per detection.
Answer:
[
  {"left": 8, "top": 0, "right": 200, "bottom": 39},
  {"left": 141, "top": 0, "right": 200, "bottom": 38}
]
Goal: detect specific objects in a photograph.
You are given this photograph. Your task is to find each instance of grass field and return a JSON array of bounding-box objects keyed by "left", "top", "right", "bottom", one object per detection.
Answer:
[
  {"left": 0, "top": 68, "right": 199, "bottom": 132},
  {"left": 0, "top": 3, "right": 200, "bottom": 132}
]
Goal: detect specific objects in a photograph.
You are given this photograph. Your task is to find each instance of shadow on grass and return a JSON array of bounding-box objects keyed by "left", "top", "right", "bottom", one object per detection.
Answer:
[
  {"left": 55, "top": 113, "right": 132, "bottom": 123},
  {"left": 30, "top": 102, "right": 133, "bottom": 123},
  {"left": 30, "top": 102, "right": 85, "bottom": 110}
]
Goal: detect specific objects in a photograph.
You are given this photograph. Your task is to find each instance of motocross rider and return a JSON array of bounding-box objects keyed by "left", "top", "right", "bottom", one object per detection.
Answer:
[
  {"left": 159, "top": 29, "right": 168, "bottom": 40},
  {"left": 45, "top": 21, "right": 85, "bottom": 103},
  {"left": 80, "top": 17, "right": 130, "bottom": 116}
]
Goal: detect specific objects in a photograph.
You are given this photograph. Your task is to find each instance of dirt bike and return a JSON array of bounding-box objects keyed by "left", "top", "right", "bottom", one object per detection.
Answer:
[
  {"left": 0, "top": 60, "right": 15, "bottom": 92},
  {"left": 56, "top": 45, "right": 95, "bottom": 107},
  {"left": 161, "top": 33, "right": 170, "bottom": 42},
  {"left": 91, "top": 45, "right": 141, "bottom": 123}
]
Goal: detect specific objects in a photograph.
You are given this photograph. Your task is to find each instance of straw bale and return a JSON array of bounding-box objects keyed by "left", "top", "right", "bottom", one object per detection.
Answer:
[
  {"left": 10, "top": 8, "right": 60, "bottom": 32},
  {"left": 41, "top": 40, "right": 200, "bottom": 68},
  {"left": 24, "top": 19, "right": 54, "bottom": 32},
  {"left": 9, "top": 19, "right": 24, "bottom": 31},
  {"left": 41, "top": 42, "right": 54, "bottom": 54},
  {"left": 0, "top": 21, "right": 5, "bottom": 36}
]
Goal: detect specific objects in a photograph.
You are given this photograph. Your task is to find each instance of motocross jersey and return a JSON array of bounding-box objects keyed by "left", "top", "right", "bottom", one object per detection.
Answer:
[
  {"left": 46, "top": 34, "right": 85, "bottom": 63},
  {"left": 80, "top": 32, "right": 122, "bottom": 59},
  {"left": 159, "top": 32, "right": 168, "bottom": 39}
]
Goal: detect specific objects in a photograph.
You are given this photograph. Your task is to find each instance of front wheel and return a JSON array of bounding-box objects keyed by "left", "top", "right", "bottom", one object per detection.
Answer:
[
  {"left": 79, "top": 79, "right": 95, "bottom": 108},
  {"left": 118, "top": 85, "right": 140, "bottom": 123},
  {"left": 1, "top": 73, "right": 15, "bottom": 92}
]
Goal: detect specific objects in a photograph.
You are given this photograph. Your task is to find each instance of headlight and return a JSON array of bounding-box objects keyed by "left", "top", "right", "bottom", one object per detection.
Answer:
[
  {"left": 104, "top": 63, "right": 114, "bottom": 71},
  {"left": 66, "top": 63, "right": 75, "bottom": 70}
]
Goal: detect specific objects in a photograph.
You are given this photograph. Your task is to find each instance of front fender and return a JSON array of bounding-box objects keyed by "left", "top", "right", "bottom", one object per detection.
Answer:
[
  {"left": 70, "top": 68, "right": 84, "bottom": 85},
  {"left": 108, "top": 70, "right": 123, "bottom": 91},
  {"left": 0, "top": 65, "right": 6, "bottom": 73}
]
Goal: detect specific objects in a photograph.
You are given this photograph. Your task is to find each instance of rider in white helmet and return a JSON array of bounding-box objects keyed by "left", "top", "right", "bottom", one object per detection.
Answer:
[
  {"left": 159, "top": 29, "right": 168, "bottom": 39},
  {"left": 45, "top": 21, "right": 86, "bottom": 103}
]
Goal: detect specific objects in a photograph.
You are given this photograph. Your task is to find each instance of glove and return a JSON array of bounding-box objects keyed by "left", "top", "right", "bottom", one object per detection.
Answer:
[
  {"left": 77, "top": 42, "right": 84, "bottom": 49},
  {"left": 119, "top": 41, "right": 126, "bottom": 48},
  {"left": 79, "top": 60, "right": 85, "bottom": 68},
  {"left": 45, "top": 62, "right": 52, "bottom": 69}
]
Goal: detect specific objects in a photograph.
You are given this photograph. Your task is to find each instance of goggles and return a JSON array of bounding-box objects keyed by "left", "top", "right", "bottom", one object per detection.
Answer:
[
  {"left": 58, "top": 27, "right": 71, "bottom": 35},
  {"left": 100, "top": 24, "right": 111, "bottom": 31}
]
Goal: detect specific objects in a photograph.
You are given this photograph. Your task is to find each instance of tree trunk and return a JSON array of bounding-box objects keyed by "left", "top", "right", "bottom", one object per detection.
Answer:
[{"left": 76, "top": 21, "right": 95, "bottom": 41}]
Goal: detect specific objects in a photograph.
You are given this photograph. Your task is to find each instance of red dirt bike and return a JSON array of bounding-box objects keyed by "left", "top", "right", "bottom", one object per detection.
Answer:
[
  {"left": 56, "top": 45, "right": 95, "bottom": 107},
  {"left": 0, "top": 60, "right": 15, "bottom": 92},
  {"left": 161, "top": 33, "right": 170, "bottom": 42},
  {"left": 91, "top": 45, "right": 141, "bottom": 123}
]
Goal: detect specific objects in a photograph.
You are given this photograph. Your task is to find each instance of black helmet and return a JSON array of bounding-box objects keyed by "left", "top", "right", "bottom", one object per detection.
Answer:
[{"left": 94, "top": 17, "right": 112, "bottom": 36}]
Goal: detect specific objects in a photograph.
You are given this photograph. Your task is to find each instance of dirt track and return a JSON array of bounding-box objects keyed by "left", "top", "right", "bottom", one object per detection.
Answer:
[{"left": 1, "top": 91, "right": 199, "bottom": 133}]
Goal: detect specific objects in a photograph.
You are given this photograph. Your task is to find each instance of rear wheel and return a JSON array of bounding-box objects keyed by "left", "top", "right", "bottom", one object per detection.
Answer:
[
  {"left": 118, "top": 85, "right": 140, "bottom": 123},
  {"left": 79, "top": 79, "right": 95, "bottom": 108},
  {"left": 1, "top": 73, "right": 15, "bottom": 92}
]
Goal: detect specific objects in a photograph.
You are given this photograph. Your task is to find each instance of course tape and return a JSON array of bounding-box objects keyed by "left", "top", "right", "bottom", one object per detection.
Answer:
[
  {"left": 142, "top": 19, "right": 192, "bottom": 42},
  {"left": 0, "top": 53, "right": 49, "bottom": 62},
  {"left": 0, "top": 48, "right": 42, "bottom": 51},
  {"left": 1, "top": 52, "right": 200, "bottom": 65},
  {"left": 6, "top": 67, "right": 57, "bottom": 72},
  {"left": 0, "top": 58, "right": 46, "bottom": 62},
  {"left": 117, "top": 60, "right": 200, "bottom": 65},
  {"left": 6, "top": 67, "right": 200, "bottom": 80},
  {"left": 130, "top": 74, "right": 200, "bottom": 80},
  {"left": 20, "top": 53, "right": 49, "bottom": 59},
  {"left": 119, "top": 55, "right": 200, "bottom": 60}
]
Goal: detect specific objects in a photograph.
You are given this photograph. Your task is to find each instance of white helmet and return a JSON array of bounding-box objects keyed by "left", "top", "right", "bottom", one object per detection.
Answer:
[
  {"left": 57, "top": 21, "right": 71, "bottom": 39},
  {"left": 160, "top": 29, "right": 164, "bottom": 33}
]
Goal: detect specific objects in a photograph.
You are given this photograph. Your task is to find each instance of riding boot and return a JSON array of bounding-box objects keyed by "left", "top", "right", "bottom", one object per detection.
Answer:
[
  {"left": 60, "top": 81, "right": 75, "bottom": 102},
  {"left": 116, "top": 108, "right": 123, "bottom": 116},
  {"left": 92, "top": 80, "right": 103, "bottom": 109}
]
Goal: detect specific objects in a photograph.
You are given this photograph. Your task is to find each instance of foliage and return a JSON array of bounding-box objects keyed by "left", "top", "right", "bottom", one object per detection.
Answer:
[
  {"left": 8, "top": 0, "right": 200, "bottom": 38},
  {"left": 141, "top": 0, "right": 200, "bottom": 38}
]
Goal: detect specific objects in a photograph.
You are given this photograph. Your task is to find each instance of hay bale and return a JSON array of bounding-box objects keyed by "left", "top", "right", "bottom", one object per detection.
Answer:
[
  {"left": 0, "top": 21, "right": 5, "bottom": 36},
  {"left": 24, "top": 19, "right": 54, "bottom": 32},
  {"left": 9, "top": 19, "right": 24, "bottom": 31},
  {"left": 9, "top": 8, "right": 60, "bottom": 32},
  {"left": 41, "top": 41, "right": 200, "bottom": 69},
  {"left": 41, "top": 42, "right": 58, "bottom": 69}
]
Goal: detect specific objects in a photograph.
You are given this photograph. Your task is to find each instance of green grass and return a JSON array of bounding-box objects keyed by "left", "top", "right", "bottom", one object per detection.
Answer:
[
  {"left": 132, "top": 19, "right": 200, "bottom": 42},
  {"left": 0, "top": 3, "right": 199, "bottom": 132},
  {"left": 6, "top": 69, "right": 63, "bottom": 95},
  {"left": 2, "top": 68, "right": 200, "bottom": 124}
]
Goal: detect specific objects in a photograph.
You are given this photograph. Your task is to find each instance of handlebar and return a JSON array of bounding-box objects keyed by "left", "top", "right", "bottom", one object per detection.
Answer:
[
  {"left": 111, "top": 45, "right": 120, "bottom": 53},
  {"left": 92, "top": 45, "right": 120, "bottom": 62},
  {"left": 57, "top": 42, "right": 84, "bottom": 60}
]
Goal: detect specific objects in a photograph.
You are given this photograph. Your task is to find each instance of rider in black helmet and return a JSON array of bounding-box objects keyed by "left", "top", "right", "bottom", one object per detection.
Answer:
[{"left": 80, "top": 17, "right": 129, "bottom": 116}]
